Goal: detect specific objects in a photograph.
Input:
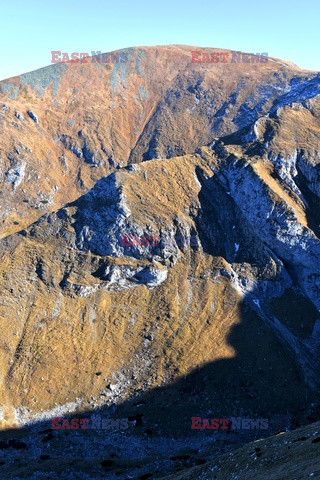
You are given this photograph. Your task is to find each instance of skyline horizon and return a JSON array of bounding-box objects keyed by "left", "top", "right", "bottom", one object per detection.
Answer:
[
  {"left": 1, "top": 0, "right": 319, "bottom": 81},
  {"left": 1, "top": 43, "right": 318, "bottom": 82}
]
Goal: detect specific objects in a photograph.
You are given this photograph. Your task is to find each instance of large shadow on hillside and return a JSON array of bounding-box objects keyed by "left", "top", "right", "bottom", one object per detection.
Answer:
[
  {"left": 0, "top": 282, "right": 318, "bottom": 479},
  {"left": 0, "top": 169, "right": 319, "bottom": 479}
]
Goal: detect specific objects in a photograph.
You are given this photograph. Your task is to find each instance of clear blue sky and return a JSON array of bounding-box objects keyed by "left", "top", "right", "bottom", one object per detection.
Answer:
[{"left": 1, "top": 0, "right": 319, "bottom": 80}]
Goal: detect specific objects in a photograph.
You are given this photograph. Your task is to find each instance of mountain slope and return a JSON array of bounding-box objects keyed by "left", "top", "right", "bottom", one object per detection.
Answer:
[
  {"left": 163, "top": 421, "right": 320, "bottom": 480},
  {"left": 0, "top": 45, "right": 319, "bottom": 479},
  {"left": 0, "top": 45, "right": 318, "bottom": 238}
]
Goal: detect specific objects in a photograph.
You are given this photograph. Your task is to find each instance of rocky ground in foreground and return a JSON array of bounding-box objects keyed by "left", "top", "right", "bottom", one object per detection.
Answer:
[
  {"left": 0, "top": 418, "right": 319, "bottom": 479},
  {"left": 164, "top": 421, "right": 320, "bottom": 480}
]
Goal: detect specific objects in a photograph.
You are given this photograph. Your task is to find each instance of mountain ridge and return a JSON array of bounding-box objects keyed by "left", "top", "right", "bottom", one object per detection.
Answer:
[{"left": 0, "top": 44, "right": 319, "bottom": 479}]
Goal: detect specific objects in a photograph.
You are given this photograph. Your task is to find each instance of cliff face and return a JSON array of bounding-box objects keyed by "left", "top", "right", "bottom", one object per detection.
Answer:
[{"left": 0, "top": 45, "right": 319, "bottom": 479}]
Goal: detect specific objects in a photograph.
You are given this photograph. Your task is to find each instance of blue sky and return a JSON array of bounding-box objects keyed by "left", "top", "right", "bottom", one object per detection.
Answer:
[{"left": 1, "top": 0, "right": 319, "bottom": 80}]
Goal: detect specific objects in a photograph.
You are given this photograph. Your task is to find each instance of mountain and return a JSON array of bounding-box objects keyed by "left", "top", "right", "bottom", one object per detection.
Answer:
[
  {"left": 0, "top": 44, "right": 316, "bottom": 238},
  {"left": 0, "top": 45, "right": 319, "bottom": 479}
]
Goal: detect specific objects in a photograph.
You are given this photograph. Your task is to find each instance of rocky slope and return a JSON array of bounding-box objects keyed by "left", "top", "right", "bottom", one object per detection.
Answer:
[
  {"left": 163, "top": 421, "right": 320, "bottom": 480},
  {"left": 1, "top": 44, "right": 318, "bottom": 238},
  {"left": 0, "top": 45, "right": 319, "bottom": 479}
]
